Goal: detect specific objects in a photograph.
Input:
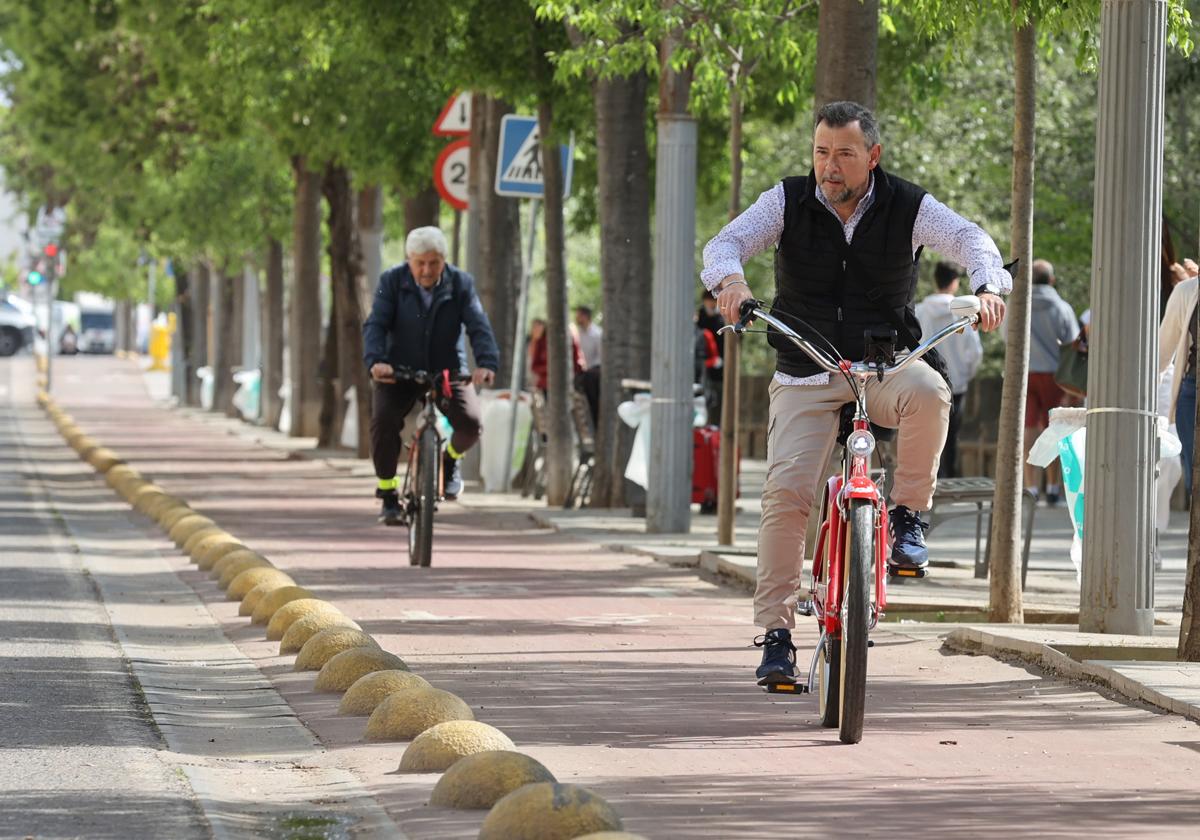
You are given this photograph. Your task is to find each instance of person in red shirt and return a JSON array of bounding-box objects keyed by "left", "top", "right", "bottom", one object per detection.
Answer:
[{"left": 528, "top": 317, "right": 583, "bottom": 393}]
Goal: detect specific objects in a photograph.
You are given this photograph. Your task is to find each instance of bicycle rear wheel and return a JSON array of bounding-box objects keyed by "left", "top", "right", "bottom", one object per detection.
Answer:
[
  {"left": 838, "top": 498, "right": 873, "bottom": 744},
  {"left": 408, "top": 426, "right": 438, "bottom": 568}
]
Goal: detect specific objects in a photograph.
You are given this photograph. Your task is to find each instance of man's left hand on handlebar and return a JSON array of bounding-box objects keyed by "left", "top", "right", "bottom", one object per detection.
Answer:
[
  {"left": 471, "top": 368, "right": 496, "bottom": 388},
  {"left": 975, "top": 294, "right": 1005, "bottom": 332}
]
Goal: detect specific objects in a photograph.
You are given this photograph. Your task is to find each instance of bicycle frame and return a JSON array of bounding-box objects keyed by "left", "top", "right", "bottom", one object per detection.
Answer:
[
  {"left": 721, "top": 297, "right": 981, "bottom": 697},
  {"left": 400, "top": 394, "right": 446, "bottom": 512}
]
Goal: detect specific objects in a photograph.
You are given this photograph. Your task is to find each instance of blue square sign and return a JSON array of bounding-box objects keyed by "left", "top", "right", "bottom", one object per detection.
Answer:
[{"left": 494, "top": 115, "right": 574, "bottom": 199}]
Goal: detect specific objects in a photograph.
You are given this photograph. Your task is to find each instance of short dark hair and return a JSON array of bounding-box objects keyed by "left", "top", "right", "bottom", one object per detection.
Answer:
[
  {"left": 934, "top": 261, "right": 962, "bottom": 290},
  {"left": 814, "top": 101, "right": 880, "bottom": 148},
  {"left": 575, "top": 305, "right": 593, "bottom": 318}
]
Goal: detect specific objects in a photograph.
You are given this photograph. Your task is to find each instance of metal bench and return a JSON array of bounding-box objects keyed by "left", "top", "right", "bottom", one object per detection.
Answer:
[{"left": 927, "top": 477, "right": 1037, "bottom": 586}]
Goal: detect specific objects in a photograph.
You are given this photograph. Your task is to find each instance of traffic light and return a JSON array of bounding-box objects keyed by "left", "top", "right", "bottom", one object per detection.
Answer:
[
  {"left": 27, "top": 269, "right": 44, "bottom": 286},
  {"left": 43, "top": 243, "right": 58, "bottom": 258}
]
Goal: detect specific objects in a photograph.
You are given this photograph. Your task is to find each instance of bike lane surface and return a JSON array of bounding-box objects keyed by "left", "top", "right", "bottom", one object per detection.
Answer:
[{"left": 43, "top": 355, "right": 1200, "bottom": 839}]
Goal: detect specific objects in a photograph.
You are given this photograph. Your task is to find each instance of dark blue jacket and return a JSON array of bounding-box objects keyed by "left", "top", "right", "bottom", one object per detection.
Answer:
[{"left": 362, "top": 263, "right": 499, "bottom": 375}]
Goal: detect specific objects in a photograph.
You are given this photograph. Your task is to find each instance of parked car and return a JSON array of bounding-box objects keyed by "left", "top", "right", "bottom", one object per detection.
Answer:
[
  {"left": 78, "top": 306, "right": 116, "bottom": 354},
  {"left": 0, "top": 293, "right": 37, "bottom": 357}
]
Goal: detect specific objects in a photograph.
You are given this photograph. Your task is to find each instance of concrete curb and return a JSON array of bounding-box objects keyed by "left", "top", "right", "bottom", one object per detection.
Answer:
[{"left": 943, "top": 626, "right": 1200, "bottom": 724}]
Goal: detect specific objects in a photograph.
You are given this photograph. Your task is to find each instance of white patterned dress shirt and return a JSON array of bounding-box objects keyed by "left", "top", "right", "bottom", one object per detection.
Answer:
[{"left": 700, "top": 175, "right": 1011, "bottom": 385}]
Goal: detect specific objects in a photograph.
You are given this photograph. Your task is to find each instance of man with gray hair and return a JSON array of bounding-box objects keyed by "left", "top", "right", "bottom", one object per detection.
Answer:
[
  {"left": 703, "top": 100, "right": 1010, "bottom": 686},
  {"left": 363, "top": 226, "right": 499, "bottom": 519}
]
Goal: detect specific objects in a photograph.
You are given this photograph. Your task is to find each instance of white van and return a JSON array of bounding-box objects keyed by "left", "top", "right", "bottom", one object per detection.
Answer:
[{"left": 0, "top": 293, "right": 37, "bottom": 356}]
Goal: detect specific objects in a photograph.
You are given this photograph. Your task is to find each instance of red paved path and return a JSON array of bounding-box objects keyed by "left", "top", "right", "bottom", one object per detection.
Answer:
[{"left": 49, "top": 356, "right": 1200, "bottom": 838}]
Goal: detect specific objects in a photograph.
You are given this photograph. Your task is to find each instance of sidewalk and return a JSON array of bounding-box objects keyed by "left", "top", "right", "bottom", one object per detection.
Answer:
[{"left": 38, "top": 355, "right": 1200, "bottom": 838}]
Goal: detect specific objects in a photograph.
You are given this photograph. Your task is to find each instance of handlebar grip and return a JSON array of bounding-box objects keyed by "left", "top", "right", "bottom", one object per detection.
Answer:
[{"left": 737, "top": 298, "right": 762, "bottom": 328}]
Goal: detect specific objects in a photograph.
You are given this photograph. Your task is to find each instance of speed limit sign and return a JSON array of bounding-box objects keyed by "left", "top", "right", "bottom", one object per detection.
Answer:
[{"left": 434, "top": 138, "right": 470, "bottom": 210}]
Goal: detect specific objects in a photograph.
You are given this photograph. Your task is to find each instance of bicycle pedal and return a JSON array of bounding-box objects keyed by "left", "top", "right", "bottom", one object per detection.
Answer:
[
  {"left": 763, "top": 682, "right": 809, "bottom": 695},
  {"left": 887, "top": 565, "right": 929, "bottom": 579}
]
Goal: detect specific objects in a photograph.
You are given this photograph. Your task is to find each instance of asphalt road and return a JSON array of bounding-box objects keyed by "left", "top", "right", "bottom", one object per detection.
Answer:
[{"left": 0, "top": 356, "right": 207, "bottom": 840}]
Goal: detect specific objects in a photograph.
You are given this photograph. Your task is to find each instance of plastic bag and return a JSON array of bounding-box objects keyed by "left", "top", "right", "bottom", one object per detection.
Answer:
[
  {"left": 618, "top": 394, "right": 652, "bottom": 489},
  {"left": 232, "top": 369, "right": 261, "bottom": 422},
  {"left": 480, "top": 391, "right": 532, "bottom": 491}
]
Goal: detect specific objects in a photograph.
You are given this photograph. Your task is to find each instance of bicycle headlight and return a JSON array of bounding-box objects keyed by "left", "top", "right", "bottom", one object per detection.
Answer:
[{"left": 846, "top": 429, "right": 876, "bottom": 457}]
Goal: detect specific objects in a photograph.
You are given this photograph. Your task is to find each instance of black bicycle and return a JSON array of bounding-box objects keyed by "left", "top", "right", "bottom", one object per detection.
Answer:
[{"left": 390, "top": 367, "right": 470, "bottom": 567}]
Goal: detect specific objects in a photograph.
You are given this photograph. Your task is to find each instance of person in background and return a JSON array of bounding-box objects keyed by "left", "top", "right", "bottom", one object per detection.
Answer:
[
  {"left": 573, "top": 306, "right": 602, "bottom": 425},
  {"left": 915, "top": 261, "right": 983, "bottom": 478},
  {"left": 1023, "top": 258, "right": 1079, "bottom": 505},
  {"left": 696, "top": 298, "right": 726, "bottom": 426},
  {"left": 574, "top": 306, "right": 602, "bottom": 370},
  {"left": 1158, "top": 257, "right": 1200, "bottom": 495},
  {"left": 528, "top": 317, "right": 584, "bottom": 394}
]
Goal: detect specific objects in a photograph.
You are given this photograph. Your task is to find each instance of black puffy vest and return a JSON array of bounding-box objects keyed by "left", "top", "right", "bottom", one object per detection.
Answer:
[{"left": 771, "top": 167, "right": 926, "bottom": 378}]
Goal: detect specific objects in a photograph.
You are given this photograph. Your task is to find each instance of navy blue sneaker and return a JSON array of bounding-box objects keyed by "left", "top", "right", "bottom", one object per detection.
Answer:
[
  {"left": 377, "top": 489, "right": 403, "bottom": 526},
  {"left": 753, "top": 628, "right": 798, "bottom": 686},
  {"left": 443, "top": 454, "right": 463, "bottom": 500},
  {"left": 889, "top": 505, "right": 929, "bottom": 569}
]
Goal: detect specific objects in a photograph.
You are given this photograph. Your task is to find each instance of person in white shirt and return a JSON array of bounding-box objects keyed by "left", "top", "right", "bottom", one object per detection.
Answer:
[
  {"left": 915, "top": 261, "right": 983, "bottom": 478},
  {"left": 574, "top": 306, "right": 602, "bottom": 370}
]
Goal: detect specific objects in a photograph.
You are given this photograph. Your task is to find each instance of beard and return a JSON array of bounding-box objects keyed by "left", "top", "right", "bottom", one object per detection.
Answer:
[{"left": 820, "top": 179, "right": 855, "bottom": 205}]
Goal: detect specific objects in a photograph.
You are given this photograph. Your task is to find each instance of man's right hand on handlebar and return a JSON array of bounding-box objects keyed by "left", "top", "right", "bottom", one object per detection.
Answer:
[
  {"left": 370, "top": 362, "right": 397, "bottom": 384},
  {"left": 716, "top": 274, "right": 754, "bottom": 325}
]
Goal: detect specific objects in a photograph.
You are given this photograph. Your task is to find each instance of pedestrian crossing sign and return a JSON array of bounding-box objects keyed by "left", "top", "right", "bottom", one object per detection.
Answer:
[{"left": 494, "top": 115, "right": 574, "bottom": 199}]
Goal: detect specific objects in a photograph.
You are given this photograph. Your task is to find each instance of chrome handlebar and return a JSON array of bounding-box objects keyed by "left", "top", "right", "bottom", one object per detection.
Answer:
[{"left": 718, "top": 296, "right": 982, "bottom": 380}]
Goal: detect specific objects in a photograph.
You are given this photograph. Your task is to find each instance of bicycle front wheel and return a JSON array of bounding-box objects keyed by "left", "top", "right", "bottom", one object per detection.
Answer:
[
  {"left": 838, "top": 498, "right": 874, "bottom": 744},
  {"left": 409, "top": 426, "right": 438, "bottom": 568}
]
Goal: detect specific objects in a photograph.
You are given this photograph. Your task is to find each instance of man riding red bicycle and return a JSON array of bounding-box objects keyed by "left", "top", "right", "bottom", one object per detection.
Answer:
[{"left": 701, "top": 101, "right": 1009, "bottom": 687}]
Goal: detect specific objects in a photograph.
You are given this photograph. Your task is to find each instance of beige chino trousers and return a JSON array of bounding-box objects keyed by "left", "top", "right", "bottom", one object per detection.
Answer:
[{"left": 756, "top": 362, "right": 951, "bottom": 630}]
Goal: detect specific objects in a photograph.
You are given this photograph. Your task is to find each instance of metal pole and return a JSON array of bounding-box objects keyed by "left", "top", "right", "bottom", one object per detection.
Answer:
[
  {"left": 147, "top": 259, "right": 157, "bottom": 319},
  {"left": 716, "top": 331, "right": 739, "bottom": 544},
  {"left": 647, "top": 113, "right": 697, "bottom": 534},
  {"left": 44, "top": 276, "right": 54, "bottom": 392},
  {"left": 502, "top": 199, "right": 539, "bottom": 492},
  {"left": 1080, "top": 0, "right": 1166, "bottom": 636}
]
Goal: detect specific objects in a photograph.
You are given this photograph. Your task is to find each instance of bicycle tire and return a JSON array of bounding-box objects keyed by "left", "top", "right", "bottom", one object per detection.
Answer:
[
  {"left": 838, "top": 498, "right": 873, "bottom": 744},
  {"left": 409, "top": 426, "right": 438, "bottom": 568}
]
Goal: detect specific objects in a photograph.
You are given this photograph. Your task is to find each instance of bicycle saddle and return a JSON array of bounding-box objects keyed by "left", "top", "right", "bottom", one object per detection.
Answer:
[{"left": 836, "top": 402, "right": 896, "bottom": 446}]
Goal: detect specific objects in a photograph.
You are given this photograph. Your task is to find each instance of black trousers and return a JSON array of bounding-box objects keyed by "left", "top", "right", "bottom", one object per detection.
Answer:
[
  {"left": 938, "top": 392, "right": 965, "bottom": 479},
  {"left": 370, "top": 380, "right": 482, "bottom": 480}
]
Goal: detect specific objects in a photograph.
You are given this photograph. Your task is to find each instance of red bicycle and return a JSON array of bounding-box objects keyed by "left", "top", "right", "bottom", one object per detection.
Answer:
[{"left": 723, "top": 295, "right": 980, "bottom": 743}]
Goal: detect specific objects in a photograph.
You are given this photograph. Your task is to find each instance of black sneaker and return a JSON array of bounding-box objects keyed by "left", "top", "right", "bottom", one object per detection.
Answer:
[
  {"left": 753, "top": 628, "right": 798, "bottom": 686},
  {"left": 443, "top": 454, "right": 463, "bottom": 500},
  {"left": 889, "top": 505, "right": 929, "bottom": 569},
  {"left": 376, "top": 489, "right": 403, "bottom": 526}
]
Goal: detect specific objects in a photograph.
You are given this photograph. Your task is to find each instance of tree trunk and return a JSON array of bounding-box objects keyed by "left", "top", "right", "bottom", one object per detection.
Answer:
[
  {"left": 261, "top": 238, "right": 285, "bottom": 430},
  {"left": 813, "top": 0, "right": 880, "bottom": 111},
  {"left": 988, "top": 8, "right": 1035, "bottom": 623},
  {"left": 210, "top": 266, "right": 238, "bottom": 416},
  {"left": 187, "top": 263, "right": 209, "bottom": 407},
  {"left": 316, "top": 287, "right": 340, "bottom": 449},
  {"left": 592, "top": 70, "right": 652, "bottom": 508},
  {"left": 537, "top": 99, "right": 574, "bottom": 506},
  {"left": 471, "top": 96, "right": 523, "bottom": 385},
  {"left": 1181, "top": 302, "right": 1200, "bottom": 658},
  {"left": 173, "top": 267, "right": 193, "bottom": 405},
  {"left": 404, "top": 184, "right": 441, "bottom": 231},
  {"left": 718, "top": 80, "right": 745, "bottom": 544},
  {"left": 290, "top": 156, "right": 324, "bottom": 437},
  {"left": 324, "top": 164, "right": 372, "bottom": 458},
  {"left": 466, "top": 91, "right": 487, "bottom": 280},
  {"left": 358, "top": 185, "right": 384, "bottom": 315}
]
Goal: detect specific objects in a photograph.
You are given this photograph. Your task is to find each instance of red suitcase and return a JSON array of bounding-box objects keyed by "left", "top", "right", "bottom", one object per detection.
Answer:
[{"left": 692, "top": 425, "right": 722, "bottom": 511}]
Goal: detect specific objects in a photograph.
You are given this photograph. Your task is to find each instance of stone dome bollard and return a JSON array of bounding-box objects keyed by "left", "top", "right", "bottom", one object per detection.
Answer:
[
  {"left": 250, "top": 585, "right": 314, "bottom": 625},
  {"left": 267, "top": 599, "right": 344, "bottom": 642},
  {"left": 229, "top": 567, "right": 294, "bottom": 602},
  {"left": 278, "top": 613, "right": 360, "bottom": 654},
  {"left": 429, "top": 751, "right": 556, "bottom": 810},
  {"left": 478, "top": 783, "right": 624, "bottom": 840},
  {"left": 314, "top": 648, "right": 407, "bottom": 693},
  {"left": 364, "top": 687, "right": 472, "bottom": 741},
  {"left": 398, "top": 721, "right": 514, "bottom": 773}
]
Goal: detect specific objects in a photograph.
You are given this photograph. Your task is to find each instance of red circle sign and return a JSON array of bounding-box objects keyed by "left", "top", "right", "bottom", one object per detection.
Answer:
[{"left": 433, "top": 139, "right": 470, "bottom": 211}]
